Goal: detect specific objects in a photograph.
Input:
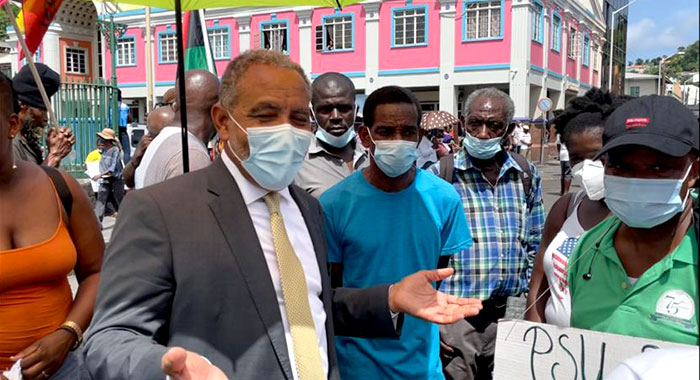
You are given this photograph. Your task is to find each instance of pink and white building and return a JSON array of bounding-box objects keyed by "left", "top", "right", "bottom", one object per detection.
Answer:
[{"left": 10, "top": 0, "right": 609, "bottom": 122}]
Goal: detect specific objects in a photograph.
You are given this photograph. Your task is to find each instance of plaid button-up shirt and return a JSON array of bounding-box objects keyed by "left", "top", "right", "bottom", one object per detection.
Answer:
[{"left": 429, "top": 149, "right": 545, "bottom": 300}]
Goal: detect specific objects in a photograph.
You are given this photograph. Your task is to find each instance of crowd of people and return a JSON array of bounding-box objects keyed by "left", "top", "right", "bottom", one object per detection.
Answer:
[{"left": 0, "top": 49, "right": 697, "bottom": 380}]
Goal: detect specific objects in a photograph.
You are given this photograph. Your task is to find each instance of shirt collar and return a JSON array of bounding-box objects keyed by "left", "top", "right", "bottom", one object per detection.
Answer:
[
  {"left": 221, "top": 151, "right": 293, "bottom": 206},
  {"left": 309, "top": 137, "right": 367, "bottom": 163},
  {"left": 455, "top": 148, "right": 524, "bottom": 175},
  {"left": 600, "top": 217, "right": 698, "bottom": 267}
]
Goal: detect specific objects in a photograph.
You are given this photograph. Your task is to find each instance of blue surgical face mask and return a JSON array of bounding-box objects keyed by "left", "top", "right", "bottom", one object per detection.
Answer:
[
  {"left": 312, "top": 108, "right": 357, "bottom": 148},
  {"left": 368, "top": 131, "right": 419, "bottom": 178},
  {"left": 316, "top": 127, "right": 356, "bottom": 148},
  {"left": 227, "top": 112, "right": 313, "bottom": 191},
  {"left": 462, "top": 131, "right": 504, "bottom": 160},
  {"left": 603, "top": 165, "right": 692, "bottom": 229}
]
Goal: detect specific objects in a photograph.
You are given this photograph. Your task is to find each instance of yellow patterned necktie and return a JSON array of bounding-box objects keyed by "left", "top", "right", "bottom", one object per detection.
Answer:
[{"left": 263, "top": 192, "right": 326, "bottom": 380}]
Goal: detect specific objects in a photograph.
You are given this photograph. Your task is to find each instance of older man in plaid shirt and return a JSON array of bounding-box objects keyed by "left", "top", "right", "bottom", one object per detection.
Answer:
[{"left": 430, "top": 88, "right": 545, "bottom": 380}]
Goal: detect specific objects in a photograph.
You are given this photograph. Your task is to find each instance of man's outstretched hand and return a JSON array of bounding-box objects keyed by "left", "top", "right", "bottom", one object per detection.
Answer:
[
  {"left": 389, "top": 268, "right": 482, "bottom": 324},
  {"left": 162, "top": 347, "right": 228, "bottom": 380}
]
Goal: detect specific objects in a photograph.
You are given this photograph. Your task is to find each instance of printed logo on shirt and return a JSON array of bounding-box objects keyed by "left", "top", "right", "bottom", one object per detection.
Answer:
[
  {"left": 650, "top": 290, "right": 697, "bottom": 330},
  {"left": 552, "top": 237, "right": 579, "bottom": 294}
]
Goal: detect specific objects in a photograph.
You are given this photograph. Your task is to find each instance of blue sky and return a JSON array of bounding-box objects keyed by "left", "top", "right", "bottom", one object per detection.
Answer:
[{"left": 626, "top": 0, "right": 700, "bottom": 60}]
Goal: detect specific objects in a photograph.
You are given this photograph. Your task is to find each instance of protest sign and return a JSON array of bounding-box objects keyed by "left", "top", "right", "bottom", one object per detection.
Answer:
[{"left": 494, "top": 319, "right": 694, "bottom": 379}]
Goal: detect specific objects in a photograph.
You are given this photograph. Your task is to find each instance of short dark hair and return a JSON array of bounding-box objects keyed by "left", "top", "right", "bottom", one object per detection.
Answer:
[
  {"left": 363, "top": 86, "right": 422, "bottom": 128},
  {"left": 0, "top": 73, "right": 20, "bottom": 114}
]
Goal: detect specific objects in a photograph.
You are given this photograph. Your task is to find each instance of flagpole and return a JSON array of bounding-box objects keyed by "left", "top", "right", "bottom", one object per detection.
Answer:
[
  {"left": 175, "top": 0, "right": 190, "bottom": 173},
  {"left": 199, "top": 9, "right": 216, "bottom": 74},
  {"left": 145, "top": 6, "right": 154, "bottom": 112},
  {"left": 3, "top": 1, "right": 58, "bottom": 129}
]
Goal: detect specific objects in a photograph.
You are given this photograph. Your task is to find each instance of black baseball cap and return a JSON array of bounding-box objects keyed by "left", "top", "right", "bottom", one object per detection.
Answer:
[
  {"left": 12, "top": 63, "right": 60, "bottom": 110},
  {"left": 595, "top": 95, "right": 699, "bottom": 159}
]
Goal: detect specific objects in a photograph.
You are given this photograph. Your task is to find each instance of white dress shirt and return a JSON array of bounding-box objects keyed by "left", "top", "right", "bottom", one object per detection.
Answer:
[{"left": 221, "top": 153, "right": 328, "bottom": 380}]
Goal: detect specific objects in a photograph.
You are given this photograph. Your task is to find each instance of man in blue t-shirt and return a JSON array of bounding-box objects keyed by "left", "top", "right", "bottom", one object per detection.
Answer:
[{"left": 321, "top": 86, "right": 474, "bottom": 380}]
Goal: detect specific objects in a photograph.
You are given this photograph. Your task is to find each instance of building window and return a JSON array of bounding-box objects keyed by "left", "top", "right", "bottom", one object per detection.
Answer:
[
  {"left": 464, "top": 1, "right": 502, "bottom": 40},
  {"left": 322, "top": 14, "right": 354, "bottom": 52},
  {"left": 261, "top": 21, "right": 289, "bottom": 53},
  {"left": 315, "top": 25, "right": 324, "bottom": 51},
  {"left": 630, "top": 86, "right": 640, "bottom": 97},
  {"left": 531, "top": 2, "right": 543, "bottom": 43},
  {"left": 208, "top": 27, "right": 230, "bottom": 60},
  {"left": 592, "top": 44, "right": 598, "bottom": 70},
  {"left": 392, "top": 5, "right": 427, "bottom": 47},
  {"left": 116, "top": 36, "right": 136, "bottom": 66},
  {"left": 582, "top": 34, "right": 590, "bottom": 66},
  {"left": 159, "top": 32, "right": 177, "bottom": 63},
  {"left": 567, "top": 27, "right": 577, "bottom": 59},
  {"left": 551, "top": 13, "right": 561, "bottom": 51},
  {"left": 65, "top": 47, "right": 88, "bottom": 74}
]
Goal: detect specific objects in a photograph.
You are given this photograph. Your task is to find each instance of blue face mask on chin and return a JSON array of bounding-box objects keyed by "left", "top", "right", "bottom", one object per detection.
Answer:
[
  {"left": 462, "top": 131, "right": 505, "bottom": 160},
  {"left": 316, "top": 127, "right": 356, "bottom": 148},
  {"left": 604, "top": 165, "right": 693, "bottom": 229}
]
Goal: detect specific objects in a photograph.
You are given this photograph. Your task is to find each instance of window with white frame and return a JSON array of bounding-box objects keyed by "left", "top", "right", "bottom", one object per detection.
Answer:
[
  {"left": 551, "top": 14, "right": 561, "bottom": 51},
  {"left": 582, "top": 34, "right": 590, "bottom": 66},
  {"left": 117, "top": 36, "right": 135, "bottom": 66},
  {"left": 630, "top": 86, "right": 640, "bottom": 97},
  {"left": 568, "top": 27, "right": 578, "bottom": 59},
  {"left": 261, "top": 22, "right": 288, "bottom": 53},
  {"left": 208, "top": 27, "right": 230, "bottom": 60},
  {"left": 160, "top": 32, "right": 177, "bottom": 63},
  {"left": 393, "top": 6, "right": 427, "bottom": 46},
  {"left": 315, "top": 25, "right": 324, "bottom": 51},
  {"left": 323, "top": 15, "right": 353, "bottom": 51},
  {"left": 465, "top": 1, "right": 502, "bottom": 40},
  {"left": 592, "top": 44, "right": 598, "bottom": 69},
  {"left": 65, "top": 47, "right": 87, "bottom": 74},
  {"left": 532, "top": 2, "right": 543, "bottom": 42}
]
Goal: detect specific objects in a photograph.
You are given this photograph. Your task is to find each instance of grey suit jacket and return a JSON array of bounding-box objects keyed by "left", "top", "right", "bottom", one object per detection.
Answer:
[{"left": 83, "top": 158, "right": 401, "bottom": 380}]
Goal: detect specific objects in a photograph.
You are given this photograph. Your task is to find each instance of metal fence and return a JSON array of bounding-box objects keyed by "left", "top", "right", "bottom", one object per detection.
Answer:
[{"left": 53, "top": 78, "right": 119, "bottom": 174}]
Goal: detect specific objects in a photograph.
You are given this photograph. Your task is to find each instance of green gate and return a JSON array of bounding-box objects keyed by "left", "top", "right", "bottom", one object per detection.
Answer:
[{"left": 53, "top": 78, "right": 119, "bottom": 174}]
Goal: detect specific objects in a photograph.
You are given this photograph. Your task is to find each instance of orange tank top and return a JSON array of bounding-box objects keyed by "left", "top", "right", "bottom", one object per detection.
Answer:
[{"left": 0, "top": 182, "right": 77, "bottom": 370}]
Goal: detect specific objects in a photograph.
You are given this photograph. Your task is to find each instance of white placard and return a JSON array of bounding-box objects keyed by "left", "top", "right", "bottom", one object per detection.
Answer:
[{"left": 494, "top": 319, "right": 694, "bottom": 380}]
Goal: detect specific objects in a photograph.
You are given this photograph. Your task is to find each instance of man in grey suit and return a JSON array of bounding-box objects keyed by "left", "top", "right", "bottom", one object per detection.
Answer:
[{"left": 83, "top": 50, "right": 482, "bottom": 380}]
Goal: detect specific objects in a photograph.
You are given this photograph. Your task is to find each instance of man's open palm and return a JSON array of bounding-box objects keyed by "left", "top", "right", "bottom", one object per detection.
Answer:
[
  {"left": 162, "top": 347, "right": 228, "bottom": 380},
  {"left": 390, "top": 268, "right": 482, "bottom": 324}
]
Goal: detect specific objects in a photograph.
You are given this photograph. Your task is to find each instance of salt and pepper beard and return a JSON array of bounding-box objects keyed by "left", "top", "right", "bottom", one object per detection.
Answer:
[{"left": 19, "top": 112, "right": 45, "bottom": 159}]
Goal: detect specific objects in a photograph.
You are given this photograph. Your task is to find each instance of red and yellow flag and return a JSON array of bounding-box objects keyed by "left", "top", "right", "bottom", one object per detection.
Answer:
[{"left": 17, "top": 0, "right": 64, "bottom": 60}]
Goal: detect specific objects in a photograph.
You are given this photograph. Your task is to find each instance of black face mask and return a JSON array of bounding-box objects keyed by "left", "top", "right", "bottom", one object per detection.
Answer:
[{"left": 20, "top": 113, "right": 45, "bottom": 158}]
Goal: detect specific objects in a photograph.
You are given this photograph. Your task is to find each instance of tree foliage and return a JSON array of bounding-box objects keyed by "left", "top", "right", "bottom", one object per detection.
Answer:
[{"left": 0, "top": 3, "right": 19, "bottom": 41}]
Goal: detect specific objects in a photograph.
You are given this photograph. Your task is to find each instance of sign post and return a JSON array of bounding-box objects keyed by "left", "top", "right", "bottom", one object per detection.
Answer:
[{"left": 536, "top": 97, "right": 553, "bottom": 164}]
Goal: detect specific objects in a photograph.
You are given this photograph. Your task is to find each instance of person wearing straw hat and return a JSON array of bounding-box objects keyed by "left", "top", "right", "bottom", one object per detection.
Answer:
[
  {"left": 567, "top": 95, "right": 698, "bottom": 345},
  {"left": 11, "top": 63, "right": 75, "bottom": 168},
  {"left": 92, "top": 128, "right": 124, "bottom": 225}
]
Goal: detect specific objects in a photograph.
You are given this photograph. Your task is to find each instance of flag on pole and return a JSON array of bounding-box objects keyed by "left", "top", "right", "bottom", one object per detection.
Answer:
[
  {"left": 184, "top": 9, "right": 216, "bottom": 75},
  {"left": 17, "top": 0, "right": 64, "bottom": 60}
]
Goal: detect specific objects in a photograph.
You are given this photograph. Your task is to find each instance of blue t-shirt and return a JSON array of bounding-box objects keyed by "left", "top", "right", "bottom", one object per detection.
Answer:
[{"left": 320, "top": 169, "right": 473, "bottom": 380}]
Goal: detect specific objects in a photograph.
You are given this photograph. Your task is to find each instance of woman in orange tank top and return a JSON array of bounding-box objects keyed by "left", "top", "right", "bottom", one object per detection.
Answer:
[{"left": 0, "top": 74, "right": 104, "bottom": 379}]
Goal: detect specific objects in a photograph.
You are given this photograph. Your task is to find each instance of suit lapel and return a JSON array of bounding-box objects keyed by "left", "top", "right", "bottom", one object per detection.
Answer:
[
  {"left": 289, "top": 186, "right": 339, "bottom": 379},
  {"left": 206, "top": 159, "right": 294, "bottom": 380}
]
